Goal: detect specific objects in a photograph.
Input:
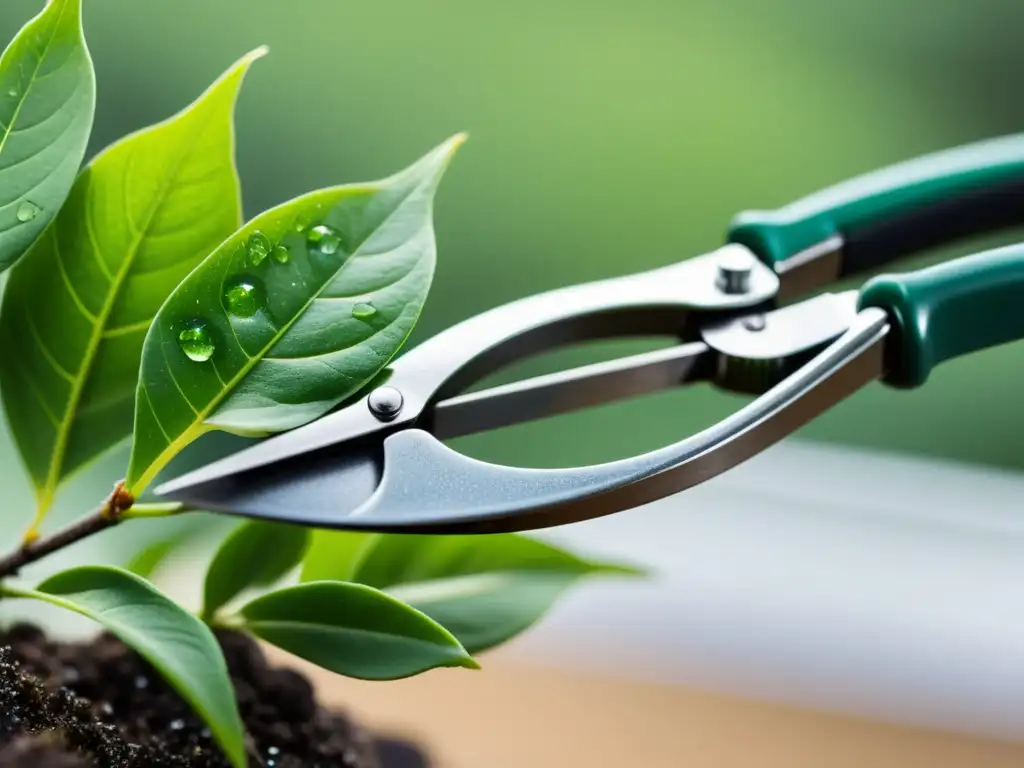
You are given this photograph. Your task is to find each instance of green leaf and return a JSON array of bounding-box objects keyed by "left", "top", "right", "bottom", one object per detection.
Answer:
[
  {"left": 203, "top": 519, "right": 310, "bottom": 620},
  {"left": 126, "top": 133, "right": 466, "bottom": 494},
  {"left": 355, "top": 534, "right": 642, "bottom": 653},
  {"left": 237, "top": 581, "right": 479, "bottom": 681},
  {"left": 0, "top": 49, "right": 263, "bottom": 526},
  {"left": 3, "top": 566, "right": 244, "bottom": 767},
  {"left": 124, "top": 534, "right": 183, "bottom": 580},
  {"left": 0, "top": 0, "right": 95, "bottom": 272},
  {"left": 300, "top": 530, "right": 373, "bottom": 583}
]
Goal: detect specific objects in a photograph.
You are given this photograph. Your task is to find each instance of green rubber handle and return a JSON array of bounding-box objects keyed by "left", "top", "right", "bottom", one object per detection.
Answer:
[
  {"left": 857, "top": 242, "right": 1024, "bottom": 388},
  {"left": 727, "top": 133, "right": 1024, "bottom": 273}
]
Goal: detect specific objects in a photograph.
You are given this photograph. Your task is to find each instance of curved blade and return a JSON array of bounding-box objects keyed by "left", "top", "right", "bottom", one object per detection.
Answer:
[
  {"left": 156, "top": 311, "right": 888, "bottom": 532},
  {"left": 160, "top": 436, "right": 384, "bottom": 525}
]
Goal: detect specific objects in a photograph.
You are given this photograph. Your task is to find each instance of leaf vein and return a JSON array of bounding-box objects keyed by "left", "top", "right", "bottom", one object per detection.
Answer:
[
  {"left": 51, "top": 226, "right": 98, "bottom": 323},
  {"left": 0, "top": 0, "right": 71, "bottom": 163},
  {"left": 25, "top": 309, "right": 75, "bottom": 383}
]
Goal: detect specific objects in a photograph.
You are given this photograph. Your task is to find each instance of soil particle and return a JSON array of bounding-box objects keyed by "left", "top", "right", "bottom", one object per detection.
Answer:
[{"left": 0, "top": 623, "right": 390, "bottom": 768}]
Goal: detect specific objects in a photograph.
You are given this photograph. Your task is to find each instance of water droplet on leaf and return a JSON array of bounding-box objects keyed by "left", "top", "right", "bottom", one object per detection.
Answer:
[
  {"left": 246, "top": 230, "right": 272, "bottom": 265},
  {"left": 178, "top": 320, "right": 215, "bottom": 362},
  {"left": 16, "top": 201, "right": 40, "bottom": 222},
  {"left": 272, "top": 245, "right": 290, "bottom": 264},
  {"left": 223, "top": 276, "right": 263, "bottom": 318},
  {"left": 307, "top": 224, "right": 342, "bottom": 256},
  {"left": 351, "top": 302, "right": 376, "bottom": 320},
  {"left": 7, "top": 88, "right": 16, "bottom": 97}
]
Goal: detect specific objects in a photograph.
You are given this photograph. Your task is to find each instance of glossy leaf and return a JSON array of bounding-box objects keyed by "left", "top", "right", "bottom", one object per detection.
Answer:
[
  {"left": 299, "top": 530, "right": 373, "bottom": 583},
  {"left": 203, "top": 519, "right": 309, "bottom": 620},
  {"left": 126, "top": 134, "right": 465, "bottom": 493},
  {"left": 237, "top": 581, "right": 478, "bottom": 680},
  {"left": 357, "top": 534, "right": 641, "bottom": 653},
  {"left": 0, "top": 49, "right": 262, "bottom": 525},
  {"left": 4, "top": 566, "right": 244, "bottom": 767},
  {"left": 0, "top": 0, "right": 95, "bottom": 272}
]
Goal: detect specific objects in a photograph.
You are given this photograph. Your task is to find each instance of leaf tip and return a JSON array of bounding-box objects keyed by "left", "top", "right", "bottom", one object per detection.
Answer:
[
  {"left": 456, "top": 654, "right": 482, "bottom": 671},
  {"left": 246, "top": 44, "right": 271, "bottom": 63}
]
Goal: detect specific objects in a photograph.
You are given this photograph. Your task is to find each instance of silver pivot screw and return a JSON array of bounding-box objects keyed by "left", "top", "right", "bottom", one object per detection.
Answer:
[
  {"left": 715, "top": 246, "right": 755, "bottom": 294},
  {"left": 368, "top": 386, "right": 404, "bottom": 421}
]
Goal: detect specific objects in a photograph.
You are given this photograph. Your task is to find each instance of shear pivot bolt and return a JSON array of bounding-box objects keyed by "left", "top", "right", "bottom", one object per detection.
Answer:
[
  {"left": 368, "top": 386, "right": 404, "bottom": 421},
  {"left": 715, "top": 247, "right": 754, "bottom": 294},
  {"left": 742, "top": 314, "right": 766, "bottom": 332}
]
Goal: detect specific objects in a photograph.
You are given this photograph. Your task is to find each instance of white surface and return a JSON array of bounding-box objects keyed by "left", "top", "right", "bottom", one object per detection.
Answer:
[{"left": 499, "top": 440, "right": 1024, "bottom": 741}]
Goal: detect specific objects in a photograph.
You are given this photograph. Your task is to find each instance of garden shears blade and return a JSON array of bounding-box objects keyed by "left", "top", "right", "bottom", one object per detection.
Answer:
[{"left": 156, "top": 133, "right": 1024, "bottom": 533}]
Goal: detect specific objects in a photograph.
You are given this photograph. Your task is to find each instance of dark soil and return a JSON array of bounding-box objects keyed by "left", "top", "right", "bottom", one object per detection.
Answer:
[{"left": 0, "top": 624, "right": 429, "bottom": 768}]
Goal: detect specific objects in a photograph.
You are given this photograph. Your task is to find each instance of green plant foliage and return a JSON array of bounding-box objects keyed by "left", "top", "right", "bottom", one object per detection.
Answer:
[
  {"left": 126, "top": 134, "right": 465, "bottom": 494},
  {"left": 2, "top": 566, "right": 244, "bottom": 768},
  {"left": 236, "top": 581, "right": 479, "bottom": 680},
  {"left": 202, "top": 519, "right": 309, "bottom": 620},
  {"left": 0, "top": 0, "right": 95, "bottom": 273},
  {"left": 350, "top": 534, "right": 641, "bottom": 653},
  {"left": 124, "top": 534, "right": 183, "bottom": 580},
  {"left": 0, "top": 49, "right": 261, "bottom": 526},
  {"left": 299, "top": 530, "right": 372, "bottom": 583}
]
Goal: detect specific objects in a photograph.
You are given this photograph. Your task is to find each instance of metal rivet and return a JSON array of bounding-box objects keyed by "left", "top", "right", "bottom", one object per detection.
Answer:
[
  {"left": 716, "top": 248, "right": 755, "bottom": 294},
  {"left": 742, "top": 315, "right": 766, "bottom": 332},
  {"left": 368, "top": 386, "right": 404, "bottom": 420}
]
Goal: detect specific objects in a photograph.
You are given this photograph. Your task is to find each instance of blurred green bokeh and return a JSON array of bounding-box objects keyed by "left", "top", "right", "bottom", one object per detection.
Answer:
[{"left": 1, "top": 0, "right": 1023, "bottom": 565}]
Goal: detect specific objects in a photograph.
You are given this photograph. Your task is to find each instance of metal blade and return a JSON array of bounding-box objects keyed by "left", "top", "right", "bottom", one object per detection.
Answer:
[
  {"left": 160, "top": 436, "right": 384, "bottom": 527},
  {"left": 158, "top": 309, "right": 890, "bottom": 532},
  {"left": 432, "top": 340, "right": 715, "bottom": 439},
  {"left": 155, "top": 341, "right": 715, "bottom": 504}
]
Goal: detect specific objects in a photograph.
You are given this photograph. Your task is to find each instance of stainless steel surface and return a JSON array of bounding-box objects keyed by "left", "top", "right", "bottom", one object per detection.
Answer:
[
  {"left": 432, "top": 341, "right": 715, "bottom": 440},
  {"left": 368, "top": 386, "right": 404, "bottom": 421},
  {"left": 701, "top": 291, "right": 860, "bottom": 393},
  {"left": 715, "top": 243, "right": 756, "bottom": 294},
  {"left": 158, "top": 246, "right": 779, "bottom": 496},
  {"left": 157, "top": 308, "right": 890, "bottom": 532},
  {"left": 774, "top": 235, "right": 844, "bottom": 302}
]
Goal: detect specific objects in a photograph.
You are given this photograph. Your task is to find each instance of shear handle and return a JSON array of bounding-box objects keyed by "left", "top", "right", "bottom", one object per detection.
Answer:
[
  {"left": 728, "top": 133, "right": 1024, "bottom": 298},
  {"left": 860, "top": 241, "right": 1024, "bottom": 387}
]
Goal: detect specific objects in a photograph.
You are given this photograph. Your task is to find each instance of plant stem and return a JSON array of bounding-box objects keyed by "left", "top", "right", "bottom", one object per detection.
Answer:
[
  {"left": 122, "top": 501, "right": 185, "bottom": 520},
  {"left": 0, "top": 482, "right": 135, "bottom": 580}
]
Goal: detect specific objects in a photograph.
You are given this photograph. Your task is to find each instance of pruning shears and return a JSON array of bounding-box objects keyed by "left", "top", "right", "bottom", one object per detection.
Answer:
[{"left": 155, "top": 134, "right": 1024, "bottom": 533}]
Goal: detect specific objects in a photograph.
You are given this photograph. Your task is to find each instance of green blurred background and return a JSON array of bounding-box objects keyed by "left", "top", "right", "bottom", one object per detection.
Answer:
[{"left": 2, "top": 0, "right": 1024, "bottom": 567}]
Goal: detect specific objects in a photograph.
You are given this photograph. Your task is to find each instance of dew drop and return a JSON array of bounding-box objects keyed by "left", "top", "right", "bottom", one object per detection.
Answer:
[
  {"left": 223, "top": 276, "right": 262, "bottom": 318},
  {"left": 169, "top": 718, "right": 185, "bottom": 731},
  {"left": 177, "top": 320, "right": 215, "bottom": 362},
  {"left": 307, "top": 224, "right": 342, "bottom": 256},
  {"left": 16, "top": 201, "right": 40, "bottom": 222},
  {"left": 7, "top": 88, "right": 16, "bottom": 97},
  {"left": 246, "top": 230, "right": 272, "bottom": 266},
  {"left": 351, "top": 302, "right": 376, "bottom": 320},
  {"left": 267, "top": 746, "right": 280, "bottom": 756},
  {"left": 272, "top": 244, "right": 290, "bottom": 264}
]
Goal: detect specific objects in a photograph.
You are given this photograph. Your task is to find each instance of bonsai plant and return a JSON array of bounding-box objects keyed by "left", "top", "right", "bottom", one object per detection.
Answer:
[{"left": 0, "top": 1, "right": 640, "bottom": 766}]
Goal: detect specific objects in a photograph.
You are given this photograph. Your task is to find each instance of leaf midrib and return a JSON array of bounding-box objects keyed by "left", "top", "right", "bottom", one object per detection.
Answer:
[
  {"left": 0, "top": 0, "right": 70, "bottom": 161},
  {"left": 131, "top": 177, "right": 433, "bottom": 493},
  {"left": 38, "top": 105, "right": 223, "bottom": 515},
  {"left": 242, "top": 617, "right": 463, "bottom": 655}
]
